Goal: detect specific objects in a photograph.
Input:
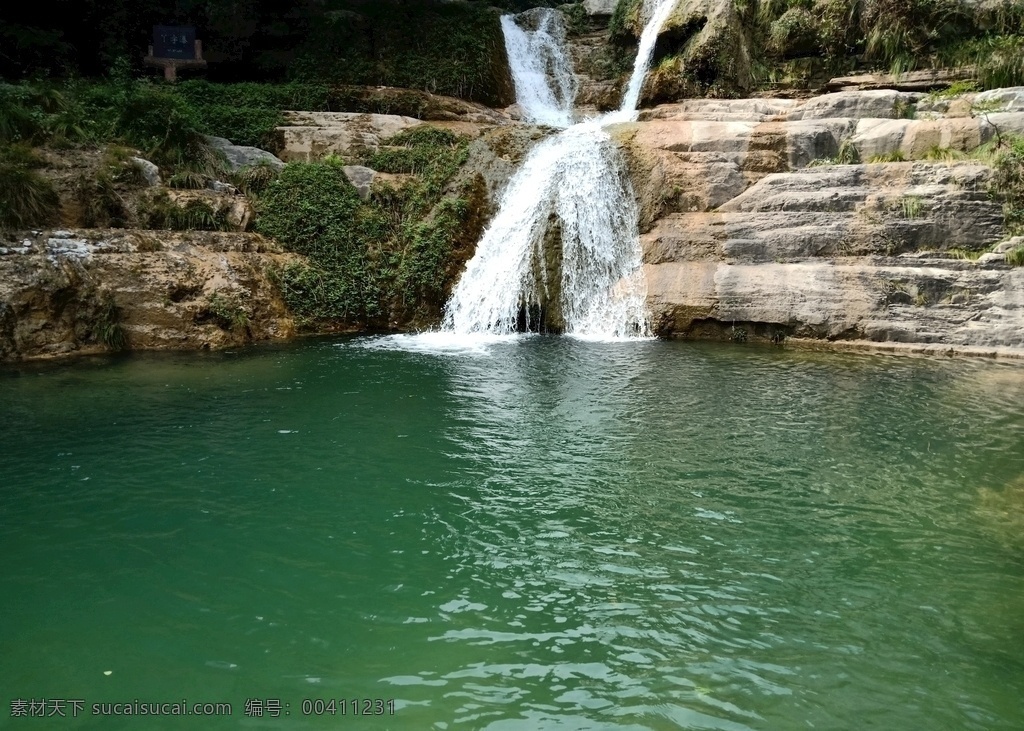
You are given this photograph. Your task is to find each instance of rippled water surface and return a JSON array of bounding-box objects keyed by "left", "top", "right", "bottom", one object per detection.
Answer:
[{"left": 2, "top": 338, "right": 1023, "bottom": 730}]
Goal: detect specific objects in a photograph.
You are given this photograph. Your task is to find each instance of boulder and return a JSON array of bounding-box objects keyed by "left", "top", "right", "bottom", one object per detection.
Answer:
[
  {"left": 130, "top": 157, "right": 161, "bottom": 186},
  {"left": 0, "top": 230, "right": 298, "bottom": 360},
  {"left": 583, "top": 0, "right": 618, "bottom": 15},
  {"left": 969, "top": 86, "right": 1024, "bottom": 113},
  {"left": 204, "top": 136, "right": 285, "bottom": 172},
  {"left": 342, "top": 166, "right": 377, "bottom": 201}
]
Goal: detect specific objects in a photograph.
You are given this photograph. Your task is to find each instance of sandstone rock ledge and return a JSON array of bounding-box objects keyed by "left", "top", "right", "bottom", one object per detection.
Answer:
[
  {"left": 0, "top": 229, "right": 301, "bottom": 361},
  {"left": 616, "top": 91, "right": 1024, "bottom": 355}
]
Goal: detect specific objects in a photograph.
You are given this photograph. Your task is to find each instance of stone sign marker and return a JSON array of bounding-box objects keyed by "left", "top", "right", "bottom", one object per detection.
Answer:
[{"left": 145, "top": 25, "right": 207, "bottom": 81}]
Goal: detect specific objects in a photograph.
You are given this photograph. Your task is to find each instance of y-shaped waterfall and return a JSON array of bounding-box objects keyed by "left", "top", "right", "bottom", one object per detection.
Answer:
[{"left": 441, "top": 0, "right": 676, "bottom": 340}]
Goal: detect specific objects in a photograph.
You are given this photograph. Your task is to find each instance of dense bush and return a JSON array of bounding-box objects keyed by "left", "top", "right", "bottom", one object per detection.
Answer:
[
  {"left": 257, "top": 128, "right": 482, "bottom": 327},
  {"left": 745, "top": 0, "right": 1024, "bottom": 90}
]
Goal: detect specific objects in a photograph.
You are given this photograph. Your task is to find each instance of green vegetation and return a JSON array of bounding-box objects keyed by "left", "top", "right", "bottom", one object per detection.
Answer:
[
  {"left": 1006, "top": 246, "right": 1024, "bottom": 266},
  {"left": 94, "top": 294, "right": 128, "bottom": 351},
  {"left": 900, "top": 195, "right": 924, "bottom": 219},
  {"left": 0, "top": 143, "right": 59, "bottom": 229},
  {"left": 232, "top": 162, "right": 279, "bottom": 197},
  {"left": 139, "top": 192, "right": 231, "bottom": 231},
  {"left": 809, "top": 138, "right": 860, "bottom": 166},
  {"left": 870, "top": 150, "right": 908, "bottom": 163},
  {"left": 925, "top": 80, "right": 980, "bottom": 102},
  {"left": 743, "top": 0, "right": 1024, "bottom": 92},
  {"left": 258, "top": 128, "right": 484, "bottom": 328},
  {"left": 207, "top": 291, "right": 251, "bottom": 331},
  {"left": 74, "top": 171, "right": 127, "bottom": 228},
  {"left": 992, "top": 137, "right": 1024, "bottom": 234},
  {"left": 947, "top": 247, "right": 985, "bottom": 261}
]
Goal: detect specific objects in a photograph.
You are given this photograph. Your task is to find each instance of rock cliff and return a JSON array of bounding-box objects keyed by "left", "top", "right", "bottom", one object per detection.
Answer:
[
  {"left": 0, "top": 230, "right": 299, "bottom": 360},
  {"left": 612, "top": 89, "right": 1024, "bottom": 352}
]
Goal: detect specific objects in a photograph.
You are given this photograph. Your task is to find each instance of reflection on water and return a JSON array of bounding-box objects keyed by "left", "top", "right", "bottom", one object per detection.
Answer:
[{"left": 0, "top": 339, "right": 1022, "bottom": 730}]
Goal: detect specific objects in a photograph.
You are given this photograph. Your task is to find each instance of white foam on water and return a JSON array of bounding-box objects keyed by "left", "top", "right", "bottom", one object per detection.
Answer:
[{"left": 358, "top": 332, "right": 533, "bottom": 357}]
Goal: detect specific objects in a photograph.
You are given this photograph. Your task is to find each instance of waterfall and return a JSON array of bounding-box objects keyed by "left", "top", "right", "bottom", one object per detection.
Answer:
[
  {"left": 619, "top": 0, "right": 679, "bottom": 115},
  {"left": 443, "top": 123, "right": 647, "bottom": 338},
  {"left": 500, "top": 9, "right": 578, "bottom": 128},
  {"left": 441, "top": 0, "right": 677, "bottom": 340}
]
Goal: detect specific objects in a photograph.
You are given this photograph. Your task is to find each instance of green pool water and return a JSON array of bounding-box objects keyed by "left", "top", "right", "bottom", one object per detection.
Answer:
[{"left": 1, "top": 336, "right": 1022, "bottom": 730}]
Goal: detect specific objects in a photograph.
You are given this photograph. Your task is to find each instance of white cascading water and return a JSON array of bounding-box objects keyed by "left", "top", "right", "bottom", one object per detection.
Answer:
[
  {"left": 441, "top": 0, "right": 677, "bottom": 340},
  {"left": 500, "top": 9, "right": 578, "bottom": 128}
]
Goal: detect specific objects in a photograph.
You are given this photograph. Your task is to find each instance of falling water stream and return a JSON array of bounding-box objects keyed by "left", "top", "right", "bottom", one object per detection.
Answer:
[{"left": 440, "top": 0, "right": 678, "bottom": 340}]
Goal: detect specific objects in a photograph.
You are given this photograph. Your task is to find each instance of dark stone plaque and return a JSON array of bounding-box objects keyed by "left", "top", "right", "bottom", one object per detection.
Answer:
[{"left": 152, "top": 26, "right": 197, "bottom": 60}]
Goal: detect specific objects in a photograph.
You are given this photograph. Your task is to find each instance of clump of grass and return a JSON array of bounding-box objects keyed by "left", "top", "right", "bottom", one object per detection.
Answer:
[
  {"left": 95, "top": 294, "right": 127, "bottom": 351},
  {"left": 947, "top": 247, "right": 984, "bottom": 260},
  {"left": 924, "top": 146, "right": 966, "bottom": 162},
  {"left": 837, "top": 139, "right": 861, "bottom": 164},
  {"left": 233, "top": 162, "right": 279, "bottom": 196},
  {"left": 167, "top": 170, "right": 208, "bottom": 190},
  {"left": 809, "top": 139, "right": 861, "bottom": 167},
  {"left": 1007, "top": 246, "right": 1024, "bottom": 267},
  {"left": 870, "top": 150, "right": 908, "bottom": 163},
  {"left": 925, "top": 80, "right": 980, "bottom": 103},
  {"left": 0, "top": 143, "right": 59, "bottom": 229},
  {"left": 900, "top": 195, "right": 924, "bottom": 219},
  {"left": 74, "top": 170, "right": 126, "bottom": 228}
]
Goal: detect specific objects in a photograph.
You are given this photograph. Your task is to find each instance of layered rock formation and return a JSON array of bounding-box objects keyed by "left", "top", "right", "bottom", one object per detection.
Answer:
[
  {"left": 612, "top": 89, "right": 1024, "bottom": 352},
  {"left": 0, "top": 230, "right": 298, "bottom": 360}
]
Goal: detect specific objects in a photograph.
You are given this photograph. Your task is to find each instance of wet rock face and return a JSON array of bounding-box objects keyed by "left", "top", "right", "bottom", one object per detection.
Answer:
[
  {"left": 0, "top": 230, "right": 300, "bottom": 361},
  {"left": 616, "top": 89, "right": 1024, "bottom": 352}
]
